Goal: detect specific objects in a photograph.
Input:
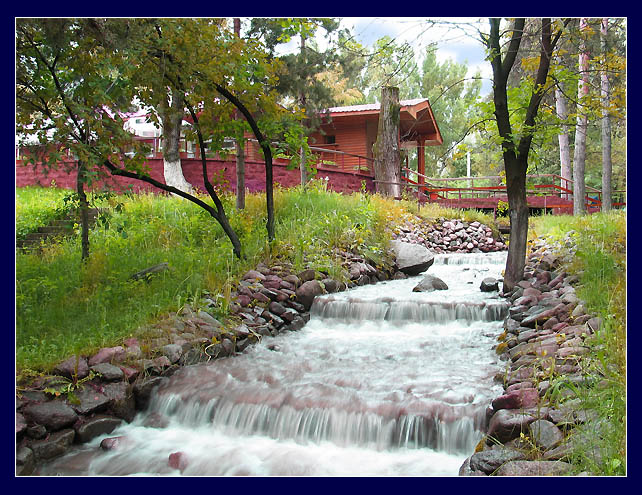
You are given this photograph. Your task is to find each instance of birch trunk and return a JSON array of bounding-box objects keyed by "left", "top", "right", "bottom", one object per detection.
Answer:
[
  {"left": 573, "top": 18, "right": 589, "bottom": 215},
  {"left": 555, "top": 83, "right": 572, "bottom": 199},
  {"left": 601, "top": 18, "right": 613, "bottom": 211},
  {"left": 161, "top": 89, "right": 193, "bottom": 194},
  {"left": 373, "top": 86, "right": 401, "bottom": 197}
]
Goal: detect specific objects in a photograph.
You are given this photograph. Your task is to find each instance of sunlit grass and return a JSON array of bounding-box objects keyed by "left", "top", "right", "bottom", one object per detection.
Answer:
[
  {"left": 530, "top": 210, "right": 626, "bottom": 475},
  {"left": 16, "top": 183, "right": 396, "bottom": 373}
]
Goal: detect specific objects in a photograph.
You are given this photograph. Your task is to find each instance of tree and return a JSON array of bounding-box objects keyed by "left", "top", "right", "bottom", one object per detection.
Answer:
[
  {"left": 373, "top": 86, "right": 401, "bottom": 197},
  {"left": 17, "top": 18, "right": 305, "bottom": 258},
  {"left": 16, "top": 19, "right": 138, "bottom": 262},
  {"left": 572, "top": 18, "right": 589, "bottom": 215},
  {"left": 554, "top": 63, "right": 572, "bottom": 199},
  {"left": 233, "top": 17, "right": 246, "bottom": 210},
  {"left": 159, "top": 86, "right": 194, "bottom": 193},
  {"left": 247, "top": 18, "right": 344, "bottom": 185},
  {"left": 600, "top": 18, "right": 613, "bottom": 211},
  {"left": 419, "top": 49, "right": 482, "bottom": 177},
  {"left": 359, "top": 36, "right": 421, "bottom": 103},
  {"left": 484, "top": 18, "right": 569, "bottom": 292}
]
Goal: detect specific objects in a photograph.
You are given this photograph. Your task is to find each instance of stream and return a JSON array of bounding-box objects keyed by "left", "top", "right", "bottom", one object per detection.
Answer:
[{"left": 36, "top": 251, "right": 509, "bottom": 476}]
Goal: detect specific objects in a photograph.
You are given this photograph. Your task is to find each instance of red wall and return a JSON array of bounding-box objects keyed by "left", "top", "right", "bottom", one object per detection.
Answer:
[{"left": 16, "top": 158, "right": 375, "bottom": 195}]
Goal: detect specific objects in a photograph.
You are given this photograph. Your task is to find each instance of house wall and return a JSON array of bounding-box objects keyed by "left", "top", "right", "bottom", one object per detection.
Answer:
[
  {"left": 309, "top": 115, "right": 377, "bottom": 173},
  {"left": 16, "top": 158, "right": 375, "bottom": 196}
]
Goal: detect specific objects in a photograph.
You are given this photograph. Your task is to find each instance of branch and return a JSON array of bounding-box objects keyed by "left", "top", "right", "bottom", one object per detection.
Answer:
[{"left": 502, "top": 18, "right": 526, "bottom": 80}]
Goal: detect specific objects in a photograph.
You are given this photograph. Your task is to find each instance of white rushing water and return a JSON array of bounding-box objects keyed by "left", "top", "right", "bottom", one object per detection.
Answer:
[{"left": 36, "top": 251, "right": 508, "bottom": 477}]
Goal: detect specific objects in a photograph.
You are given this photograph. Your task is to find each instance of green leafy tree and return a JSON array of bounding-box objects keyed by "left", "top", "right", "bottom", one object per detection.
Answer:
[
  {"left": 483, "top": 18, "right": 570, "bottom": 291},
  {"left": 419, "top": 49, "right": 482, "bottom": 176},
  {"left": 359, "top": 36, "right": 421, "bottom": 103},
  {"left": 17, "top": 18, "right": 307, "bottom": 258}
]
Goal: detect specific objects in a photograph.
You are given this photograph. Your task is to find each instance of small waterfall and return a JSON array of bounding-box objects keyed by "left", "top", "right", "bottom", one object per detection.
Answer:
[
  {"left": 35, "top": 251, "right": 507, "bottom": 477},
  {"left": 312, "top": 298, "right": 508, "bottom": 323}
]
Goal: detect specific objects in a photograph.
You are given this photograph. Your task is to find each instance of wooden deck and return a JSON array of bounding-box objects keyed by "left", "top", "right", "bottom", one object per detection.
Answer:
[{"left": 400, "top": 169, "right": 625, "bottom": 215}]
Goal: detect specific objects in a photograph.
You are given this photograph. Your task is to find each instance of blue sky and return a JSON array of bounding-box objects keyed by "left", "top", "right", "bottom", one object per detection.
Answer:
[
  {"left": 341, "top": 18, "right": 492, "bottom": 95},
  {"left": 274, "top": 17, "right": 493, "bottom": 96}
]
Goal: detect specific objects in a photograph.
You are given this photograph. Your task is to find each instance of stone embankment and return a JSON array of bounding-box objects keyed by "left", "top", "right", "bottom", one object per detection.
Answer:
[
  {"left": 459, "top": 233, "right": 603, "bottom": 476},
  {"left": 16, "top": 217, "right": 507, "bottom": 475}
]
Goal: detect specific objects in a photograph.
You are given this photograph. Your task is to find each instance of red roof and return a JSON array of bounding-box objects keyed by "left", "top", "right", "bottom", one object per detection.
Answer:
[{"left": 325, "top": 98, "right": 443, "bottom": 145}]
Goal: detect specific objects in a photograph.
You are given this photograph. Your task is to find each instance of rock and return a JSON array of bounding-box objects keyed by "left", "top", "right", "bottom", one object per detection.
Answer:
[
  {"left": 90, "top": 363, "right": 124, "bottom": 381},
  {"left": 480, "top": 278, "right": 499, "bottom": 292},
  {"left": 160, "top": 344, "right": 183, "bottom": 364},
  {"left": 297, "top": 269, "right": 316, "bottom": 282},
  {"left": 169, "top": 451, "right": 189, "bottom": 473},
  {"left": 586, "top": 317, "right": 602, "bottom": 333},
  {"left": 102, "top": 381, "right": 136, "bottom": 423},
  {"left": 16, "top": 446, "right": 35, "bottom": 476},
  {"left": 100, "top": 436, "right": 130, "bottom": 451},
  {"left": 322, "top": 278, "right": 339, "bottom": 293},
  {"left": 119, "top": 366, "right": 140, "bottom": 383},
  {"left": 268, "top": 301, "right": 287, "bottom": 316},
  {"left": 487, "top": 409, "right": 537, "bottom": 444},
  {"left": 494, "top": 460, "right": 574, "bottom": 476},
  {"left": 22, "top": 401, "right": 78, "bottom": 432},
  {"left": 71, "top": 386, "right": 111, "bottom": 415},
  {"left": 412, "top": 274, "right": 448, "bottom": 292},
  {"left": 196, "top": 311, "right": 222, "bottom": 328},
  {"left": 242, "top": 270, "right": 266, "bottom": 281},
  {"left": 295, "top": 280, "right": 324, "bottom": 311},
  {"left": 133, "top": 376, "right": 166, "bottom": 411},
  {"left": 88, "top": 346, "right": 126, "bottom": 366},
  {"left": 458, "top": 456, "right": 487, "bottom": 476},
  {"left": 54, "top": 356, "right": 90, "bottom": 380},
  {"left": 221, "top": 337, "right": 236, "bottom": 356},
  {"left": 75, "top": 415, "right": 122, "bottom": 443},
  {"left": 17, "top": 412, "right": 27, "bottom": 436},
  {"left": 28, "top": 428, "right": 75, "bottom": 461},
  {"left": 390, "top": 240, "right": 434, "bottom": 275},
  {"left": 521, "top": 304, "right": 566, "bottom": 328},
  {"left": 491, "top": 388, "right": 539, "bottom": 411},
  {"left": 469, "top": 448, "right": 527, "bottom": 474},
  {"left": 529, "top": 419, "right": 564, "bottom": 450}
]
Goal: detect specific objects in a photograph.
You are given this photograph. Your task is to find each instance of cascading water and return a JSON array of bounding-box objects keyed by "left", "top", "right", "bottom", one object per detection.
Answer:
[{"left": 36, "top": 251, "right": 508, "bottom": 476}]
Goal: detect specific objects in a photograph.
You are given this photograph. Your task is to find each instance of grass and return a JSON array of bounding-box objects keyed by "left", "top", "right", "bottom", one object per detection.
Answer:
[
  {"left": 529, "top": 210, "right": 626, "bottom": 476},
  {"left": 15, "top": 186, "right": 75, "bottom": 240},
  {"left": 15, "top": 180, "right": 403, "bottom": 374},
  {"left": 16, "top": 181, "right": 503, "bottom": 376}
]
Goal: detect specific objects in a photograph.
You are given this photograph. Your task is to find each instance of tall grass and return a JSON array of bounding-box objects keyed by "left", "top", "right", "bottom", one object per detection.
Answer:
[
  {"left": 15, "top": 182, "right": 398, "bottom": 373},
  {"left": 530, "top": 211, "right": 626, "bottom": 475},
  {"left": 15, "top": 186, "right": 74, "bottom": 240}
]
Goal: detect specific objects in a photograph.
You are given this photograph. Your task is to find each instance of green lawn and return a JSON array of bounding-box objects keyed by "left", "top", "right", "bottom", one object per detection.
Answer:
[{"left": 529, "top": 210, "right": 626, "bottom": 476}]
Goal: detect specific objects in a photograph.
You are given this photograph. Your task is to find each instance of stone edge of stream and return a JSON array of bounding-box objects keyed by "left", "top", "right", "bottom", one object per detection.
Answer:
[
  {"left": 16, "top": 217, "right": 508, "bottom": 476},
  {"left": 458, "top": 233, "right": 606, "bottom": 477}
]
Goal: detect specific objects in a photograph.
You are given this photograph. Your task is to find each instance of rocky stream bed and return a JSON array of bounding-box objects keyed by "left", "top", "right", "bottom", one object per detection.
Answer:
[{"left": 16, "top": 218, "right": 604, "bottom": 476}]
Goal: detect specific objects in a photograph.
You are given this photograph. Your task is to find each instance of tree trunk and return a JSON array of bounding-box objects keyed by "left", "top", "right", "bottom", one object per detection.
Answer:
[
  {"left": 76, "top": 161, "right": 90, "bottom": 262},
  {"left": 235, "top": 137, "right": 246, "bottom": 210},
  {"left": 503, "top": 158, "right": 529, "bottom": 293},
  {"left": 299, "top": 33, "right": 309, "bottom": 187},
  {"left": 161, "top": 88, "right": 193, "bottom": 193},
  {"left": 233, "top": 18, "right": 246, "bottom": 210},
  {"left": 554, "top": 83, "right": 572, "bottom": 199},
  {"left": 601, "top": 18, "right": 613, "bottom": 212},
  {"left": 299, "top": 145, "right": 308, "bottom": 186},
  {"left": 573, "top": 18, "right": 589, "bottom": 215},
  {"left": 373, "top": 86, "right": 401, "bottom": 197}
]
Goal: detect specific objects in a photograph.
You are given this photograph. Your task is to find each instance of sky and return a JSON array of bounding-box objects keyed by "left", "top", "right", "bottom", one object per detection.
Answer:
[
  {"left": 275, "top": 17, "right": 493, "bottom": 96},
  {"left": 343, "top": 17, "right": 493, "bottom": 94}
]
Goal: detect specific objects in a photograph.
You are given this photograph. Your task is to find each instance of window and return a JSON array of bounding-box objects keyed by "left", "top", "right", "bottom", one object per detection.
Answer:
[{"left": 326, "top": 135, "right": 336, "bottom": 144}]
